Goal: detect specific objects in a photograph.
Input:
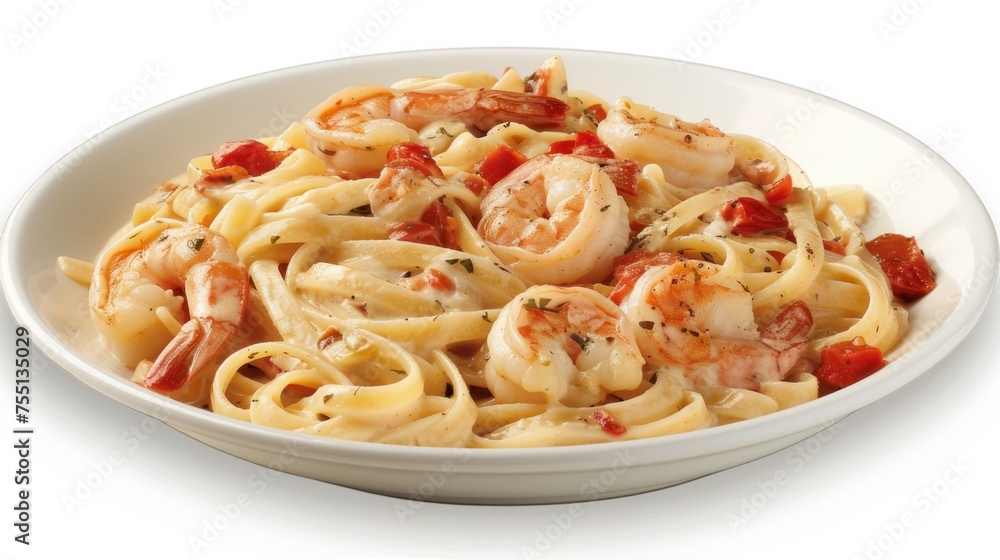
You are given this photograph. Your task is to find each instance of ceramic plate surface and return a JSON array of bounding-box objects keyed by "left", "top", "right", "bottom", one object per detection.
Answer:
[{"left": 3, "top": 48, "right": 996, "bottom": 504}]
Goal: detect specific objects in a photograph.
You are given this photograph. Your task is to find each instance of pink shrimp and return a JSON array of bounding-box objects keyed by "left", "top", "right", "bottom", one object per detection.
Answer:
[
  {"left": 477, "top": 153, "right": 631, "bottom": 286},
  {"left": 388, "top": 87, "right": 570, "bottom": 133},
  {"left": 617, "top": 259, "right": 813, "bottom": 389},
  {"left": 89, "top": 219, "right": 249, "bottom": 393},
  {"left": 485, "top": 285, "right": 645, "bottom": 407}
]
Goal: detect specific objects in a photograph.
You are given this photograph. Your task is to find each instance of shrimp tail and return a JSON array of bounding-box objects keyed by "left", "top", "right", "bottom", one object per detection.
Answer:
[
  {"left": 144, "top": 260, "right": 249, "bottom": 392},
  {"left": 390, "top": 89, "right": 570, "bottom": 132},
  {"left": 143, "top": 318, "right": 233, "bottom": 391},
  {"left": 476, "top": 90, "right": 570, "bottom": 130}
]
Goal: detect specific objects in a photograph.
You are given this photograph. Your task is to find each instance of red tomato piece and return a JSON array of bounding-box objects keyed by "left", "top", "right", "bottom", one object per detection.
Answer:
[
  {"left": 865, "top": 233, "right": 937, "bottom": 300},
  {"left": 423, "top": 268, "right": 454, "bottom": 291},
  {"left": 823, "top": 239, "right": 847, "bottom": 256},
  {"left": 764, "top": 174, "right": 793, "bottom": 205},
  {"left": 458, "top": 172, "right": 490, "bottom": 196},
  {"left": 571, "top": 130, "right": 616, "bottom": 158},
  {"left": 387, "top": 222, "right": 442, "bottom": 246},
  {"left": 401, "top": 268, "right": 455, "bottom": 292},
  {"left": 212, "top": 139, "right": 290, "bottom": 176},
  {"left": 547, "top": 139, "right": 576, "bottom": 154},
  {"left": 814, "top": 337, "right": 887, "bottom": 389},
  {"left": 584, "top": 103, "right": 608, "bottom": 124},
  {"left": 420, "top": 201, "right": 461, "bottom": 250},
  {"left": 721, "top": 197, "right": 789, "bottom": 236},
  {"left": 608, "top": 251, "right": 683, "bottom": 304},
  {"left": 475, "top": 144, "right": 528, "bottom": 185},
  {"left": 546, "top": 130, "right": 616, "bottom": 159},
  {"left": 598, "top": 159, "right": 640, "bottom": 197},
  {"left": 591, "top": 409, "right": 627, "bottom": 436},
  {"left": 387, "top": 142, "right": 444, "bottom": 178}
]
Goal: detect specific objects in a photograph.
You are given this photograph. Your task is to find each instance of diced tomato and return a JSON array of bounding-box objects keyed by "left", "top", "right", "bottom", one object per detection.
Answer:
[
  {"left": 766, "top": 250, "right": 786, "bottom": 264},
  {"left": 400, "top": 268, "right": 455, "bottom": 292},
  {"left": 591, "top": 408, "right": 627, "bottom": 436},
  {"left": 387, "top": 201, "right": 460, "bottom": 250},
  {"left": 212, "top": 139, "right": 291, "bottom": 176},
  {"left": 599, "top": 159, "right": 640, "bottom": 197},
  {"left": 475, "top": 144, "right": 528, "bottom": 185},
  {"left": 420, "top": 201, "right": 461, "bottom": 250},
  {"left": 424, "top": 268, "right": 454, "bottom": 291},
  {"left": 387, "top": 222, "right": 442, "bottom": 246},
  {"left": 547, "top": 139, "right": 576, "bottom": 154},
  {"left": 570, "top": 130, "right": 615, "bottom": 158},
  {"left": 584, "top": 103, "right": 608, "bottom": 124},
  {"left": 764, "top": 174, "right": 793, "bottom": 205},
  {"left": 814, "top": 337, "right": 887, "bottom": 389},
  {"left": 823, "top": 239, "right": 847, "bottom": 256},
  {"left": 387, "top": 142, "right": 444, "bottom": 178},
  {"left": 609, "top": 251, "right": 683, "bottom": 304},
  {"left": 865, "top": 233, "right": 937, "bottom": 300},
  {"left": 458, "top": 172, "right": 490, "bottom": 196},
  {"left": 547, "top": 130, "right": 615, "bottom": 159},
  {"left": 760, "top": 300, "right": 813, "bottom": 341},
  {"left": 721, "top": 197, "right": 789, "bottom": 236}
]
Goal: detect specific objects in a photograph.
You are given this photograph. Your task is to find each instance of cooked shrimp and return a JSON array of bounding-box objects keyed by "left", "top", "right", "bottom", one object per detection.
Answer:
[
  {"left": 477, "top": 154, "right": 631, "bottom": 285},
  {"left": 302, "top": 84, "right": 420, "bottom": 179},
  {"left": 484, "top": 285, "right": 644, "bottom": 407},
  {"left": 367, "top": 142, "right": 479, "bottom": 224},
  {"left": 89, "top": 219, "right": 249, "bottom": 395},
  {"left": 388, "top": 87, "right": 570, "bottom": 133},
  {"left": 597, "top": 97, "right": 735, "bottom": 190},
  {"left": 617, "top": 259, "right": 812, "bottom": 389}
]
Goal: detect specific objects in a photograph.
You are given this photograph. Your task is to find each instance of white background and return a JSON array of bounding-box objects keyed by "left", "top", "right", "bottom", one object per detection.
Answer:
[{"left": 1, "top": 0, "right": 997, "bottom": 558}]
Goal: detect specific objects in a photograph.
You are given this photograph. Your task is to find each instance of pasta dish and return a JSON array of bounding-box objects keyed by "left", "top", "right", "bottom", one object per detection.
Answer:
[{"left": 58, "top": 56, "right": 936, "bottom": 447}]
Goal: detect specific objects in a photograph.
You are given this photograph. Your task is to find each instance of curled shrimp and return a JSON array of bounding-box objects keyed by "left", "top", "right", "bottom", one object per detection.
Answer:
[
  {"left": 617, "top": 258, "right": 812, "bottom": 389},
  {"left": 485, "top": 285, "right": 644, "bottom": 407},
  {"left": 89, "top": 219, "right": 249, "bottom": 397},
  {"left": 367, "top": 142, "right": 479, "bottom": 224},
  {"left": 302, "top": 84, "right": 420, "bottom": 179},
  {"left": 388, "top": 87, "right": 570, "bottom": 133},
  {"left": 477, "top": 154, "right": 631, "bottom": 285},
  {"left": 597, "top": 97, "right": 735, "bottom": 190},
  {"left": 304, "top": 84, "right": 570, "bottom": 178}
]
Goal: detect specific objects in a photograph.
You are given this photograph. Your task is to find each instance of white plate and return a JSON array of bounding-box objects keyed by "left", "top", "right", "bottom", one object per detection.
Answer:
[{"left": 2, "top": 48, "right": 996, "bottom": 505}]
